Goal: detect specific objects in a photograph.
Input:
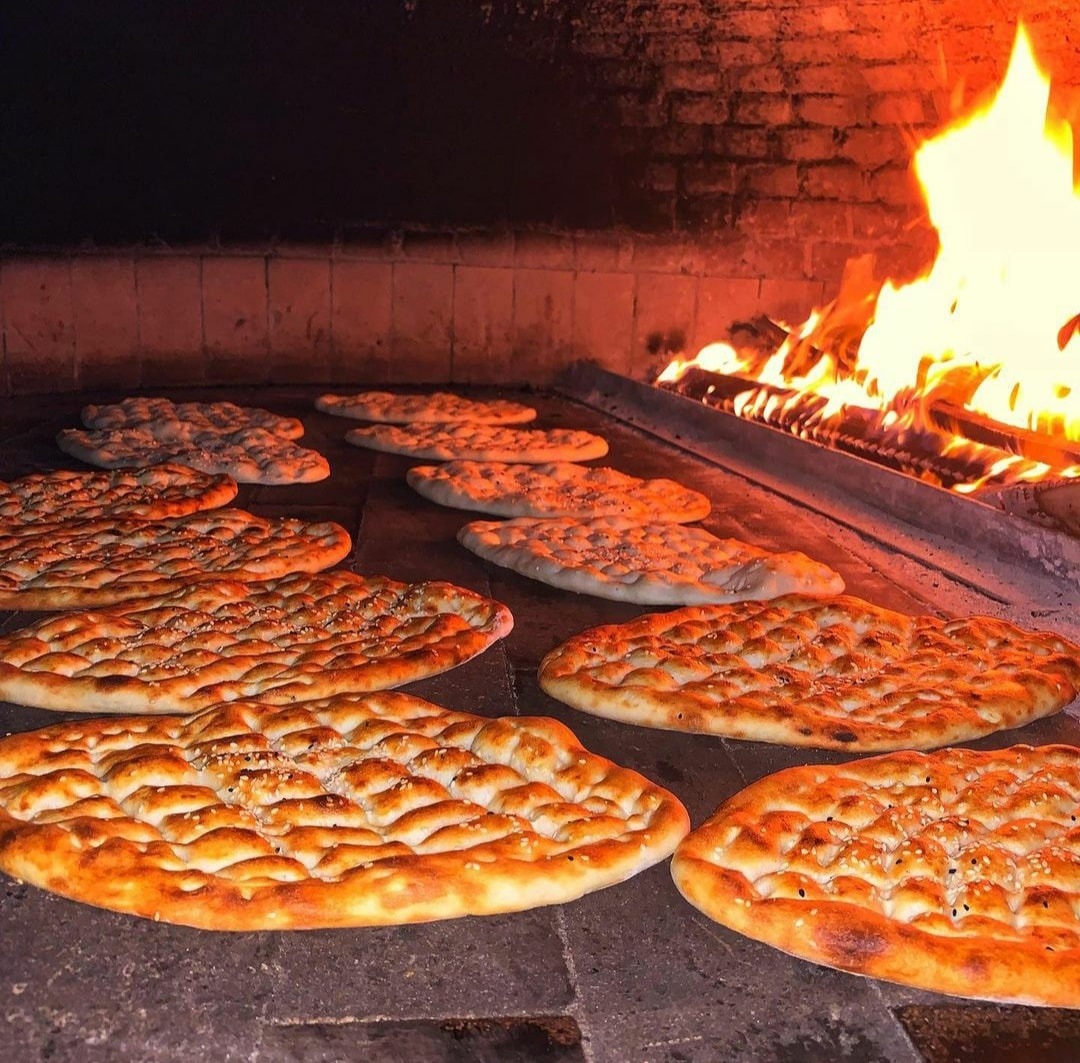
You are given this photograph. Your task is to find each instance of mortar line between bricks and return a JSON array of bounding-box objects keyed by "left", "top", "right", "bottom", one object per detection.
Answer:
[{"left": 553, "top": 906, "right": 596, "bottom": 1063}]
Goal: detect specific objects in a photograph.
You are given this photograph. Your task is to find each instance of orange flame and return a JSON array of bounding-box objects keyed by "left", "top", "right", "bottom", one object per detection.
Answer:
[{"left": 660, "top": 24, "right": 1080, "bottom": 492}]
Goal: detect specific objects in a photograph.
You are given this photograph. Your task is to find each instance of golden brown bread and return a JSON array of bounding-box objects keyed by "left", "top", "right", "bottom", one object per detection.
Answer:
[
  {"left": 0, "top": 693, "right": 689, "bottom": 929},
  {"left": 315, "top": 391, "right": 536, "bottom": 424},
  {"left": 538, "top": 595, "right": 1080, "bottom": 750},
  {"left": 0, "top": 509, "right": 352, "bottom": 609},
  {"left": 0, "top": 465, "right": 237, "bottom": 526},
  {"left": 345, "top": 423, "right": 610, "bottom": 463},
  {"left": 81, "top": 397, "right": 305, "bottom": 439},
  {"left": 0, "top": 570, "right": 513, "bottom": 713},
  {"left": 672, "top": 744, "right": 1080, "bottom": 1006}
]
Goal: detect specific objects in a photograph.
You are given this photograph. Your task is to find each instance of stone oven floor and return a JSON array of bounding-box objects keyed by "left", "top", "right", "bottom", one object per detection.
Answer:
[{"left": 1, "top": 385, "right": 1079, "bottom": 1063}]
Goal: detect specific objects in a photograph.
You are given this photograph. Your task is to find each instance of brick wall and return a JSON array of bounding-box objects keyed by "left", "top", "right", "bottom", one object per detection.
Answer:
[{"left": 1, "top": 2, "right": 1077, "bottom": 393}]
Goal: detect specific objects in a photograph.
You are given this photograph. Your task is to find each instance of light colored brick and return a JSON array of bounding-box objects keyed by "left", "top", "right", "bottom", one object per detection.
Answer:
[
  {"left": 692, "top": 276, "right": 762, "bottom": 354},
  {"left": 572, "top": 272, "right": 635, "bottom": 376},
  {"left": 456, "top": 232, "right": 515, "bottom": 268},
  {"left": 202, "top": 256, "right": 269, "bottom": 384},
  {"left": 515, "top": 232, "right": 574, "bottom": 271},
  {"left": 760, "top": 278, "right": 828, "bottom": 325},
  {"left": 269, "top": 257, "right": 332, "bottom": 383},
  {"left": 509, "top": 269, "right": 574, "bottom": 384},
  {"left": 136, "top": 256, "right": 206, "bottom": 388},
  {"left": 390, "top": 262, "right": 453, "bottom": 382},
  {"left": 452, "top": 266, "right": 514, "bottom": 384},
  {"left": 71, "top": 256, "right": 140, "bottom": 391},
  {"left": 634, "top": 272, "right": 697, "bottom": 379},
  {"left": 574, "top": 234, "right": 634, "bottom": 273},
  {"left": 2, "top": 258, "right": 76, "bottom": 394},
  {"left": 332, "top": 260, "right": 392, "bottom": 384}
]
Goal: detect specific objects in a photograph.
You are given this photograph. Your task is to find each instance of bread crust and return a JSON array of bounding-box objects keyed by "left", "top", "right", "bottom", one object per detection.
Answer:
[
  {"left": 57, "top": 427, "right": 330, "bottom": 485},
  {"left": 538, "top": 596, "right": 1080, "bottom": 750},
  {"left": 460, "top": 517, "right": 844, "bottom": 605},
  {"left": 0, "top": 693, "right": 689, "bottom": 929},
  {"left": 345, "top": 423, "right": 609, "bottom": 463},
  {"left": 0, "top": 465, "right": 237, "bottom": 526},
  {"left": 0, "top": 571, "right": 513, "bottom": 713},
  {"left": 81, "top": 398, "right": 305, "bottom": 439},
  {"left": 671, "top": 745, "right": 1080, "bottom": 1006},
  {"left": 315, "top": 391, "right": 536, "bottom": 425},
  {"left": 407, "top": 461, "right": 712, "bottom": 522},
  {"left": 0, "top": 509, "right": 352, "bottom": 610}
]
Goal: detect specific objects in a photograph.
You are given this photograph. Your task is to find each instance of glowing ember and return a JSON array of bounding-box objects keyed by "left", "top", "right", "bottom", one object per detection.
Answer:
[{"left": 659, "top": 23, "right": 1080, "bottom": 492}]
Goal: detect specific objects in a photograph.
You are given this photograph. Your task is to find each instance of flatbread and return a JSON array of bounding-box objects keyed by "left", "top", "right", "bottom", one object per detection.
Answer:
[
  {"left": 671, "top": 744, "right": 1080, "bottom": 1006},
  {"left": 0, "top": 570, "right": 513, "bottom": 714},
  {"left": 459, "top": 517, "right": 844, "bottom": 605},
  {"left": 82, "top": 398, "right": 305, "bottom": 440},
  {"left": 407, "top": 461, "right": 712, "bottom": 523},
  {"left": 0, "top": 465, "right": 237, "bottom": 527},
  {"left": 537, "top": 595, "right": 1080, "bottom": 750},
  {"left": 346, "top": 423, "right": 609, "bottom": 463},
  {"left": 0, "top": 509, "right": 352, "bottom": 610},
  {"left": 57, "top": 426, "right": 330, "bottom": 485},
  {"left": 0, "top": 692, "right": 689, "bottom": 929},
  {"left": 316, "top": 391, "right": 536, "bottom": 425}
]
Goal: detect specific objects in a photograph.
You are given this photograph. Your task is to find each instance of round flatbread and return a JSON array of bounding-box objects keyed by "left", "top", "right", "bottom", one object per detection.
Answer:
[
  {"left": 0, "top": 570, "right": 513, "bottom": 714},
  {"left": 345, "top": 423, "right": 609, "bottom": 463},
  {"left": 316, "top": 391, "right": 536, "bottom": 425},
  {"left": 0, "top": 465, "right": 237, "bottom": 527},
  {"left": 82, "top": 398, "right": 305, "bottom": 440},
  {"left": 459, "top": 517, "right": 843, "bottom": 605},
  {"left": 537, "top": 595, "right": 1080, "bottom": 750},
  {"left": 0, "top": 692, "right": 689, "bottom": 929},
  {"left": 672, "top": 744, "right": 1080, "bottom": 1006},
  {"left": 407, "top": 461, "right": 712, "bottom": 523},
  {"left": 0, "top": 509, "right": 352, "bottom": 610},
  {"left": 57, "top": 426, "right": 330, "bottom": 485}
]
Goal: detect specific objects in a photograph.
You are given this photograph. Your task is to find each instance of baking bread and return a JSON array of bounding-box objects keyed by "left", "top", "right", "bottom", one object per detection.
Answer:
[
  {"left": 0, "top": 570, "right": 513, "bottom": 713},
  {"left": 672, "top": 744, "right": 1080, "bottom": 1006},
  {"left": 0, "top": 692, "right": 688, "bottom": 929},
  {"left": 345, "top": 423, "right": 609, "bottom": 463},
  {"left": 0, "top": 465, "right": 237, "bottom": 527},
  {"left": 316, "top": 391, "right": 536, "bottom": 425},
  {"left": 459, "top": 517, "right": 843, "bottom": 605},
  {"left": 57, "top": 426, "right": 330, "bottom": 485},
  {"left": 407, "top": 461, "right": 712, "bottom": 522},
  {"left": 0, "top": 509, "right": 352, "bottom": 610},
  {"left": 82, "top": 397, "right": 305, "bottom": 440},
  {"left": 538, "top": 596, "right": 1080, "bottom": 750}
]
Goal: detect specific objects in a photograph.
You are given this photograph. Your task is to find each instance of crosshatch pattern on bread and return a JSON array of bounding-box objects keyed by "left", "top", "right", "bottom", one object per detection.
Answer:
[
  {"left": 0, "top": 465, "right": 238, "bottom": 527},
  {"left": 0, "top": 510, "right": 352, "bottom": 610},
  {"left": 57, "top": 426, "right": 330, "bottom": 485},
  {"left": 81, "top": 398, "right": 305, "bottom": 440},
  {"left": 538, "top": 596, "right": 1080, "bottom": 750},
  {"left": 459, "top": 517, "right": 844, "bottom": 605},
  {"left": 671, "top": 745, "right": 1080, "bottom": 1006},
  {"left": 407, "top": 461, "right": 712, "bottom": 522},
  {"left": 0, "top": 571, "right": 513, "bottom": 714},
  {"left": 0, "top": 693, "right": 690, "bottom": 929},
  {"left": 315, "top": 391, "right": 537, "bottom": 425},
  {"left": 345, "top": 423, "right": 610, "bottom": 463}
]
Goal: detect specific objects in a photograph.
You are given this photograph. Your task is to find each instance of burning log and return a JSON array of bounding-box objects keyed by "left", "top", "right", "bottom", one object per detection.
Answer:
[{"left": 928, "top": 401, "right": 1080, "bottom": 470}]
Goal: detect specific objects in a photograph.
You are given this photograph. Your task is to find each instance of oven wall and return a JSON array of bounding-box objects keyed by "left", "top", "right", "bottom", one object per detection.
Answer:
[{"left": 1, "top": 1, "right": 1076, "bottom": 395}]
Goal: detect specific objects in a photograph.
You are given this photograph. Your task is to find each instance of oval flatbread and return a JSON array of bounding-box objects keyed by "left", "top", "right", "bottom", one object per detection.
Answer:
[
  {"left": 82, "top": 398, "right": 305, "bottom": 440},
  {"left": 0, "top": 509, "right": 352, "bottom": 610},
  {"left": 407, "top": 461, "right": 712, "bottom": 523},
  {"left": 57, "top": 426, "right": 330, "bottom": 485},
  {"left": 459, "top": 517, "right": 843, "bottom": 605},
  {"left": 671, "top": 744, "right": 1080, "bottom": 1006},
  {"left": 537, "top": 595, "right": 1080, "bottom": 750},
  {"left": 0, "top": 570, "right": 513, "bottom": 714},
  {"left": 316, "top": 391, "right": 536, "bottom": 425},
  {"left": 0, "top": 465, "right": 237, "bottom": 527},
  {"left": 345, "top": 423, "right": 609, "bottom": 463},
  {"left": 0, "top": 692, "right": 689, "bottom": 929}
]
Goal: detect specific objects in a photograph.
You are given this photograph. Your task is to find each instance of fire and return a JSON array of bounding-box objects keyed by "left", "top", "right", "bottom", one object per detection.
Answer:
[{"left": 660, "top": 23, "right": 1080, "bottom": 491}]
